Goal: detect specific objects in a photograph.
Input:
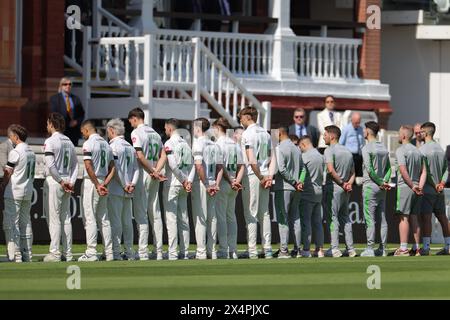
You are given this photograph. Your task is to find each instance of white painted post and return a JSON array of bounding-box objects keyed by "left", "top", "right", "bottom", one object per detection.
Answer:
[
  {"left": 141, "top": 0, "right": 158, "bottom": 34},
  {"left": 143, "top": 34, "right": 153, "bottom": 126},
  {"left": 268, "top": 0, "right": 297, "bottom": 80},
  {"left": 262, "top": 101, "right": 271, "bottom": 130},
  {"left": 193, "top": 37, "right": 201, "bottom": 119},
  {"left": 82, "top": 26, "right": 92, "bottom": 118}
]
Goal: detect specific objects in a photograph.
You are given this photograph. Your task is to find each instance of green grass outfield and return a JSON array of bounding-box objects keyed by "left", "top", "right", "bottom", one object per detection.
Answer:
[{"left": 1, "top": 245, "right": 450, "bottom": 299}]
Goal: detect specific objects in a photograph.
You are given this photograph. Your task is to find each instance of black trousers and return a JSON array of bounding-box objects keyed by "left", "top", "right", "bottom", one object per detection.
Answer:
[{"left": 353, "top": 153, "right": 363, "bottom": 177}]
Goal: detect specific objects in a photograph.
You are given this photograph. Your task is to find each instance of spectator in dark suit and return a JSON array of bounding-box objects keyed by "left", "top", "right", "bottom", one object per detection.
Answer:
[
  {"left": 288, "top": 108, "right": 320, "bottom": 148},
  {"left": 49, "top": 77, "right": 85, "bottom": 146}
]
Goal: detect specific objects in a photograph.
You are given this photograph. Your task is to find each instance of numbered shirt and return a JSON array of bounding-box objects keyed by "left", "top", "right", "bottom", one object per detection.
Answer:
[
  {"left": 192, "top": 136, "right": 222, "bottom": 184},
  {"left": 131, "top": 124, "right": 163, "bottom": 174},
  {"left": 216, "top": 135, "right": 243, "bottom": 180},
  {"left": 4, "top": 142, "right": 36, "bottom": 201},
  {"left": 420, "top": 140, "right": 449, "bottom": 195},
  {"left": 109, "top": 136, "right": 139, "bottom": 197},
  {"left": 164, "top": 133, "right": 193, "bottom": 187},
  {"left": 44, "top": 132, "right": 77, "bottom": 179},
  {"left": 324, "top": 143, "right": 354, "bottom": 186},
  {"left": 395, "top": 143, "right": 423, "bottom": 187},
  {"left": 82, "top": 133, "right": 113, "bottom": 178},
  {"left": 241, "top": 123, "right": 273, "bottom": 176}
]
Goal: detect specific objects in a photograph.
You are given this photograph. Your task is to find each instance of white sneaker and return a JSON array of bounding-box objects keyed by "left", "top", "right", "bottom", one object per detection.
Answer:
[
  {"left": 316, "top": 249, "right": 325, "bottom": 258},
  {"left": 156, "top": 252, "right": 163, "bottom": 261},
  {"left": 138, "top": 253, "right": 149, "bottom": 261},
  {"left": 230, "top": 252, "right": 238, "bottom": 260},
  {"left": 62, "top": 254, "right": 73, "bottom": 262},
  {"left": 277, "top": 251, "right": 291, "bottom": 259},
  {"left": 325, "top": 248, "right": 343, "bottom": 258},
  {"left": 195, "top": 254, "right": 207, "bottom": 260},
  {"left": 43, "top": 253, "right": 61, "bottom": 262},
  {"left": 347, "top": 249, "right": 357, "bottom": 258},
  {"left": 168, "top": 255, "right": 178, "bottom": 261},
  {"left": 210, "top": 252, "right": 218, "bottom": 260},
  {"left": 360, "top": 248, "right": 375, "bottom": 257},
  {"left": 78, "top": 254, "right": 99, "bottom": 262}
]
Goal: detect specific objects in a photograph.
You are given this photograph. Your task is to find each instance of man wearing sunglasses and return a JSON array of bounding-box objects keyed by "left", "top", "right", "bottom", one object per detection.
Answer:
[
  {"left": 288, "top": 108, "right": 319, "bottom": 148},
  {"left": 49, "top": 77, "right": 85, "bottom": 146}
]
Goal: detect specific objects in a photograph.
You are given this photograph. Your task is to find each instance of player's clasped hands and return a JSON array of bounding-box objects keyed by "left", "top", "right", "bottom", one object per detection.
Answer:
[
  {"left": 96, "top": 184, "right": 109, "bottom": 196},
  {"left": 124, "top": 184, "right": 135, "bottom": 194},
  {"left": 207, "top": 184, "right": 220, "bottom": 196},
  {"left": 380, "top": 182, "right": 392, "bottom": 191},
  {"left": 60, "top": 181, "right": 74, "bottom": 194},
  {"left": 342, "top": 182, "right": 352, "bottom": 193},
  {"left": 151, "top": 171, "right": 167, "bottom": 182},
  {"left": 412, "top": 184, "right": 423, "bottom": 196},
  {"left": 295, "top": 182, "right": 304, "bottom": 192},
  {"left": 231, "top": 179, "right": 243, "bottom": 191},
  {"left": 436, "top": 182, "right": 445, "bottom": 193},
  {"left": 182, "top": 180, "right": 192, "bottom": 193}
]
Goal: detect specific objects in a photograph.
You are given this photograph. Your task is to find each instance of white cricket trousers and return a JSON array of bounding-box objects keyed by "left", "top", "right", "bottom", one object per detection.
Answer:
[
  {"left": 108, "top": 194, "right": 134, "bottom": 258},
  {"left": 3, "top": 198, "right": 33, "bottom": 261},
  {"left": 43, "top": 176, "right": 72, "bottom": 257},
  {"left": 133, "top": 175, "right": 163, "bottom": 256},
  {"left": 191, "top": 180, "right": 217, "bottom": 257},
  {"left": 215, "top": 180, "right": 238, "bottom": 256},
  {"left": 80, "top": 178, "right": 113, "bottom": 257},
  {"left": 163, "top": 183, "right": 190, "bottom": 259},
  {"left": 242, "top": 174, "right": 272, "bottom": 256}
]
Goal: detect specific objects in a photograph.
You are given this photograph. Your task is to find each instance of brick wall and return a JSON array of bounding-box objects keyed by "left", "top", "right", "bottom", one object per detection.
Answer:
[{"left": 356, "top": 0, "right": 381, "bottom": 80}]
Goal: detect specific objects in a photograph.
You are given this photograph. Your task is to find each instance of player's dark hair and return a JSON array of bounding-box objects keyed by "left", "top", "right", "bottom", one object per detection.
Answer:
[
  {"left": 288, "top": 134, "right": 299, "bottom": 144},
  {"left": 7, "top": 124, "right": 28, "bottom": 142},
  {"left": 278, "top": 126, "right": 289, "bottom": 136},
  {"left": 80, "top": 119, "right": 97, "bottom": 131},
  {"left": 325, "top": 125, "right": 341, "bottom": 139},
  {"left": 165, "top": 118, "right": 179, "bottom": 129},
  {"left": 421, "top": 122, "right": 436, "bottom": 136},
  {"left": 194, "top": 117, "right": 210, "bottom": 132},
  {"left": 47, "top": 112, "right": 65, "bottom": 132},
  {"left": 238, "top": 107, "right": 258, "bottom": 122},
  {"left": 212, "top": 117, "right": 231, "bottom": 132},
  {"left": 299, "top": 135, "right": 312, "bottom": 144},
  {"left": 365, "top": 121, "right": 380, "bottom": 136},
  {"left": 234, "top": 126, "right": 244, "bottom": 130},
  {"left": 128, "top": 107, "right": 145, "bottom": 120}
]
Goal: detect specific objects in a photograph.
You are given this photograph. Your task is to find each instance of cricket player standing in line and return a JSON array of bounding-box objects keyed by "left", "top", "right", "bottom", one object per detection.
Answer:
[
  {"left": 43, "top": 113, "right": 79, "bottom": 262},
  {"left": 1, "top": 125, "right": 35, "bottom": 262},
  {"left": 273, "top": 126, "right": 303, "bottom": 259},
  {"left": 161, "top": 118, "right": 193, "bottom": 260},
  {"left": 419, "top": 122, "right": 450, "bottom": 255},
  {"left": 394, "top": 125, "right": 426, "bottom": 256},
  {"left": 128, "top": 108, "right": 166, "bottom": 261},
  {"left": 360, "top": 121, "right": 392, "bottom": 257},
  {"left": 298, "top": 135, "right": 325, "bottom": 258},
  {"left": 212, "top": 117, "right": 245, "bottom": 259},
  {"left": 189, "top": 117, "right": 223, "bottom": 259},
  {"left": 323, "top": 125, "right": 356, "bottom": 258},
  {"left": 78, "top": 120, "right": 115, "bottom": 261},
  {"left": 106, "top": 119, "right": 139, "bottom": 261},
  {"left": 239, "top": 107, "right": 277, "bottom": 259}
]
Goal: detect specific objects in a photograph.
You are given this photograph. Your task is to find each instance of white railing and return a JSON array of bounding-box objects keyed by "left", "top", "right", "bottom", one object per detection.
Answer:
[
  {"left": 156, "top": 29, "right": 274, "bottom": 77},
  {"left": 83, "top": 33, "right": 270, "bottom": 128},
  {"left": 97, "top": 6, "right": 137, "bottom": 37},
  {"left": 292, "top": 36, "right": 361, "bottom": 79}
]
